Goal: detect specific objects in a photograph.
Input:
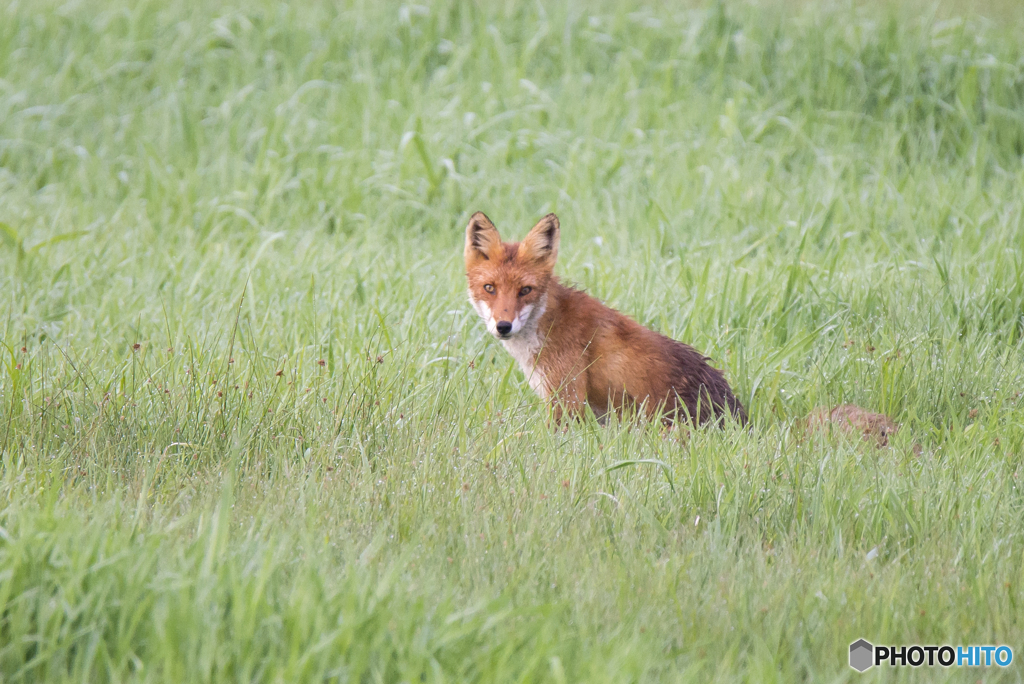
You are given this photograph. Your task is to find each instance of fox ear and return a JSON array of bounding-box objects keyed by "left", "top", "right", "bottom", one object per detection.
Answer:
[
  {"left": 465, "top": 212, "right": 504, "bottom": 266},
  {"left": 519, "top": 213, "right": 559, "bottom": 269}
]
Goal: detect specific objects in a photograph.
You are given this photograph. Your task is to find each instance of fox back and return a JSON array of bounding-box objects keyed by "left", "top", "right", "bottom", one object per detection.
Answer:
[{"left": 464, "top": 212, "right": 746, "bottom": 426}]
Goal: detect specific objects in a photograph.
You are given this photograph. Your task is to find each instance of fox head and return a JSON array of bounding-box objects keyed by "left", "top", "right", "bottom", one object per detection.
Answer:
[{"left": 464, "top": 211, "right": 559, "bottom": 340}]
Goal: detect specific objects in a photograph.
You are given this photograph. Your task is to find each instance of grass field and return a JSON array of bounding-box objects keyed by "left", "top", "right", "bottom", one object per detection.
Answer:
[{"left": 2, "top": 0, "right": 1024, "bottom": 681}]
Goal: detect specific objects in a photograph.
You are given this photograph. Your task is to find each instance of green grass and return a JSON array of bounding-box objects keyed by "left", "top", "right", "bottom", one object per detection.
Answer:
[{"left": 2, "top": 0, "right": 1024, "bottom": 680}]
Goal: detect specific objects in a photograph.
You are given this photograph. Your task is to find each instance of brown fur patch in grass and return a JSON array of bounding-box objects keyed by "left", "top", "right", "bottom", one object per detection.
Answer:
[{"left": 805, "top": 404, "right": 899, "bottom": 448}]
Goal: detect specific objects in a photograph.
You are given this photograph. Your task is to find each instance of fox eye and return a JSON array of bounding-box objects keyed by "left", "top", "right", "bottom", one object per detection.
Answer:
[
  {"left": 483, "top": 284, "right": 495, "bottom": 294},
  {"left": 518, "top": 286, "right": 532, "bottom": 297}
]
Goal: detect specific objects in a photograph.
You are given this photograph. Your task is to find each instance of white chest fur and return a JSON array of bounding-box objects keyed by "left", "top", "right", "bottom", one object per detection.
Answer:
[
  {"left": 469, "top": 290, "right": 549, "bottom": 398},
  {"left": 502, "top": 329, "right": 548, "bottom": 398}
]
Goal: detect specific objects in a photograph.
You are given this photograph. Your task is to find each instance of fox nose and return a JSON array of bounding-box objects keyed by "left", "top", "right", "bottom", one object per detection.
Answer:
[{"left": 495, "top": 321, "right": 513, "bottom": 336}]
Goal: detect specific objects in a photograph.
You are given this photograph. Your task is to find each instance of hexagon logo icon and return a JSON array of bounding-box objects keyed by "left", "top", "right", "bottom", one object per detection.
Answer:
[{"left": 850, "top": 639, "right": 874, "bottom": 672}]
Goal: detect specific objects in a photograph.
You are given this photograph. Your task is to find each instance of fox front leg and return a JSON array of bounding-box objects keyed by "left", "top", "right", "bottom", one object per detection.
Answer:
[{"left": 547, "top": 370, "right": 590, "bottom": 425}]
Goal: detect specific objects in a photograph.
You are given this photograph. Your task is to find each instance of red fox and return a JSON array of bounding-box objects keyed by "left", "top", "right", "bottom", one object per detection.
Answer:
[{"left": 464, "top": 212, "right": 747, "bottom": 426}]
